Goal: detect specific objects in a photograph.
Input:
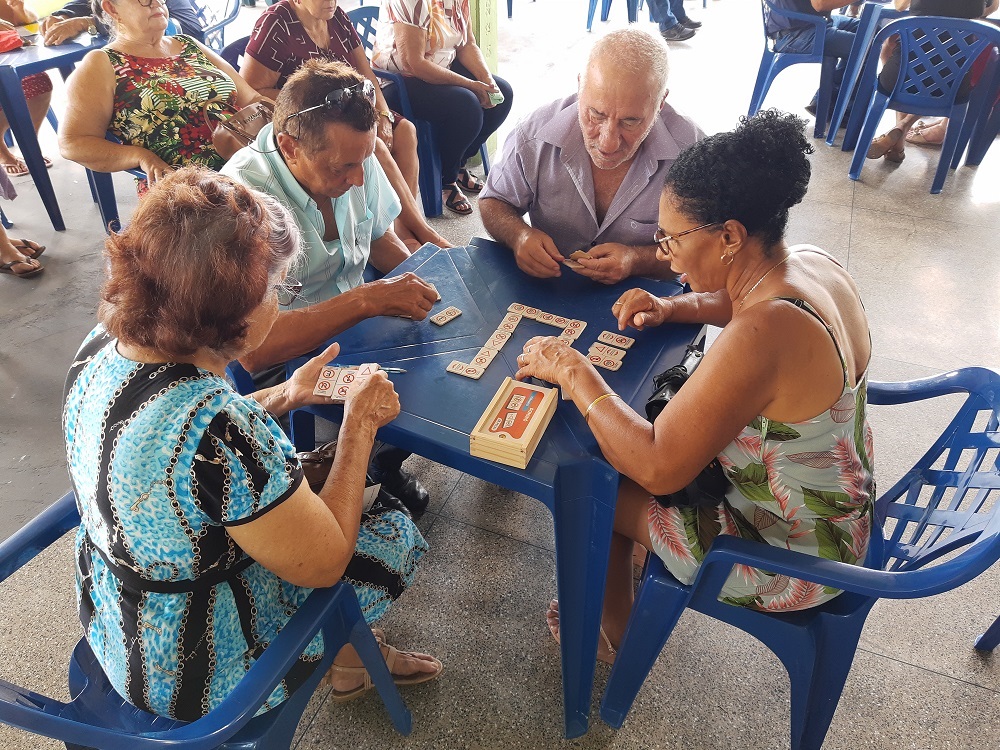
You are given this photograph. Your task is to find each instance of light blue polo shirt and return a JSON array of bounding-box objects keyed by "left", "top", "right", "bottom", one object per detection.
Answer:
[{"left": 222, "top": 123, "right": 401, "bottom": 308}]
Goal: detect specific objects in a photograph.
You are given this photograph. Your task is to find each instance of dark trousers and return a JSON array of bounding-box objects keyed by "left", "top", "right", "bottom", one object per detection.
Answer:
[{"left": 383, "top": 60, "right": 514, "bottom": 186}]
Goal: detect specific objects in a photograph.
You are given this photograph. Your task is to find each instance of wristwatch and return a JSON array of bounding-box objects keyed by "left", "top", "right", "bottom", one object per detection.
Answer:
[
  {"left": 377, "top": 109, "right": 394, "bottom": 124},
  {"left": 87, "top": 17, "right": 98, "bottom": 36}
]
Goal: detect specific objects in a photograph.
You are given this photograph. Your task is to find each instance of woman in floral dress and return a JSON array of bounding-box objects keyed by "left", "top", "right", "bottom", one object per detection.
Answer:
[
  {"left": 59, "top": 0, "right": 261, "bottom": 190},
  {"left": 515, "top": 111, "right": 875, "bottom": 663}
]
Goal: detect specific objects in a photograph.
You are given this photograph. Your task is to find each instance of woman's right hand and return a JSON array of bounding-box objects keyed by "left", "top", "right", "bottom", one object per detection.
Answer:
[
  {"left": 133, "top": 148, "right": 173, "bottom": 184},
  {"left": 612, "top": 289, "right": 673, "bottom": 331},
  {"left": 343, "top": 371, "right": 400, "bottom": 435},
  {"left": 41, "top": 16, "right": 89, "bottom": 46}
]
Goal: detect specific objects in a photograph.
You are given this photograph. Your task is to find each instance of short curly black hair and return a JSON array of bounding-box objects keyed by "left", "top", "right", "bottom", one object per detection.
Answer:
[{"left": 663, "top": 110, "right": 814, "bottom": 252}]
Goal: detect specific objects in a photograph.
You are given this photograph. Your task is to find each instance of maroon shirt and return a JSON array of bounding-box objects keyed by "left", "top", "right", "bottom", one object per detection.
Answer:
[{"left": 246, "top": 0, "right": 362, "bottom": 89}]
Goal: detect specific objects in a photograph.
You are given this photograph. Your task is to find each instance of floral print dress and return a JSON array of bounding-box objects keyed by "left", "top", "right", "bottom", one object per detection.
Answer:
[
  {"left": 647, "top": 298, "right": 875, "bottom": 612},
  {"left": 104, "top": 35, "right": 239, "bottom": 173}
]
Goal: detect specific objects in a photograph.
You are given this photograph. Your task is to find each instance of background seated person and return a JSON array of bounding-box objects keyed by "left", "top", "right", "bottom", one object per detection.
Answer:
[
  {"left": 480, "top": 29, "right": 702, "bottom": 284},
  {"left": 222, "top": 60, "right": 438, "bottom": 517},
  {"left": 40, "top": 0, "right": 207, "bottom": 45},
  {"left": 765, "top": 0, "right": 861, "bottom": 118},
  {"left": 372, "top": 0, "right": 513, "bottom": 216},
  {"left": 242, "top": 0, "right": 449, "bottom": 251},
  {"left": 867, "top": 0, "right": 999, "bottom": 161},
  {"left": 64, "top": 168, "right": 441, "bottom": 718},
  {"left": 515, "top": 112, "right": 875, "bottom": 661},
  {"left": 0, "top": 0, "right": 53, "bottom": 177},
  {"left": 59, "top": 0, "right": 258, "bottom": 189}
]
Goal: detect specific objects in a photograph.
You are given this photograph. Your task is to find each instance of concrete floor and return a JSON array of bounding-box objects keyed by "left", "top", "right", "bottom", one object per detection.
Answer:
[{"left": 1, "top": 0, "right": 999, "bottom": 748}]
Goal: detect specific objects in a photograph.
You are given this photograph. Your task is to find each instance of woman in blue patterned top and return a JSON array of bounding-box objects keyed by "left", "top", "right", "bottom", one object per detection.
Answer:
[{"left": 63, "top": 167, "right": 442, "bottom": 720}]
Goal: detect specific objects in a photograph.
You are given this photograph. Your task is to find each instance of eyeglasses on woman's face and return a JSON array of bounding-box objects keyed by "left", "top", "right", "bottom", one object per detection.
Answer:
[
  {"left": 282, "top": 80, "right": 377, "bottom": 138},
  {"left": 132, "top": 0, "right": 167, "bottom": 8},
  {"left": 653, "top": 222, "right": 721, "bottom": 254},
  {"left": 274, "top": 276, "right": 303, "bottom": 307}
]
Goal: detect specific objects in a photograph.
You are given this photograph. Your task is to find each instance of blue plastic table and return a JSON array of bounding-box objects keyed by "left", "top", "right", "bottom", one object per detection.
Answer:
[
  {"left": 288, "top": 238, "right": 704, "bottom": 737},
  {"left": 0, "top": 32, "right": 106, "bottom": 231}
]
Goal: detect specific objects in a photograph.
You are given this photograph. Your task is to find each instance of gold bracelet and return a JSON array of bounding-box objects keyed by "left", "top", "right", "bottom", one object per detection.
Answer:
[{"left": 584, "top": 392, "right": 619, "bottom": 422}]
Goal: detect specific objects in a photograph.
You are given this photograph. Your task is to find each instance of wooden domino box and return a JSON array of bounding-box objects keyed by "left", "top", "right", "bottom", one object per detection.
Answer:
[{"left": 470, "top": 377, "right": 558, "bottom": 469}]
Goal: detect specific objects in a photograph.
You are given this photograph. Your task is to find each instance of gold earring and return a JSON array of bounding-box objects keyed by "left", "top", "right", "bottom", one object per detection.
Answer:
[{"left": 721, "top": 250, "right": 734, "bottom": 266}]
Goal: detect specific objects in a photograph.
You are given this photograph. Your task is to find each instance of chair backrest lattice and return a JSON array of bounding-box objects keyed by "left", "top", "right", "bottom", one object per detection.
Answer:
[
  {"left": 195, "top": 0, "right": 241, "bottom": 51},
  {"left": 874, "top": 383, "right": 1000, "bottom": 574},
  {"left": 350, "top": 6, "right": 380, "bottom": 54},
  {"left": 874, "top": 17, "right": 1000, "bottom": 108}
]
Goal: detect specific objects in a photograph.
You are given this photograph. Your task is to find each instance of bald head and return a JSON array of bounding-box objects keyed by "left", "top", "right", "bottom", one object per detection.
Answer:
[
  {"left": 577, "top": 29, "right": 670, "bottom": 171},
  {"left": 582, "top": 28, "right": 670, "bottom": 101}
]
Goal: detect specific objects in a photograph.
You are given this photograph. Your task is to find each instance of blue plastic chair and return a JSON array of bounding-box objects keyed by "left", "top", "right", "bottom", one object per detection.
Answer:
[
  {"left": 85, "top": 133, "right": 147, "bottom": 233},
  {"left": 220, "top": 34, "right": 250, "bottom": 71},
  {"left": 600, "top": 367, "right": 1000, "bottom": 750},
  {"left": 847, "top": 17, "right": 1000, "bottom": 194},
  {"left": 348, "top": 5, "right": 490, "bottom": 218},
  {"left": 3, "top": 107, "right": 59, "bottom": 150},
  {"left": 827, "top": 4, "right": 908, "bottom": 145},
  {"left": 0, "top": 207, "right": 10, "bottom": 229},
  {"left": 962, "top": 49, "right": 1000, "bottom": 167},
  {"left": 977, "top": 613, "right": 1000, "bottom": 650},
  {"left": 0, "top": 492, "right": 412, "bottom": 748},
  {"left": 749, "top": 0, "right": 839, "bottom": 139},
  {"left": 195, "top": 0, "right": 241, "bottom": 51}
]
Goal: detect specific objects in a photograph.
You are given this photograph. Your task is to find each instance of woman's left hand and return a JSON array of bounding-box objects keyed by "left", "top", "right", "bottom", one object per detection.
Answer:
[
  {"left": 469, "top": 79, "right": 497, "bottom": 109},
  {"left": 284, "top": 341, "right": 342, "bottom": 409},
  {"left": 515, "top": 336, "right": 590, "bottom": 388},
  {"left": 377, "top": 115, "right": 393, "bottom": 149}
]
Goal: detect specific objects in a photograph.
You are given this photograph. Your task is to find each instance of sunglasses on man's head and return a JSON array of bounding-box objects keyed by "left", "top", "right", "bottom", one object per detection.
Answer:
[{"left": 282, "top": 80, "right": 377, "bottom": 138}]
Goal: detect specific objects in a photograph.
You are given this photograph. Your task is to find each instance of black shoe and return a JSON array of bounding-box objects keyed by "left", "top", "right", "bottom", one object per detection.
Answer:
[
  {"left": 805, "top": 99, "right": 818, "bottom": 116},
  {"left": 376, "top": 467, "right": 430, "bottom": 518},
  {"left": 368, "top": 483, "right": 413, "bottom": 520},
  {"left": 660, "top": 24, "right": 696, "bottom": 42},
  {"left": 370, "top": 445, "right": 431, "bottom": 517},
  {"left": 680, "top": 18, "right": 702, "bottom": 29}
]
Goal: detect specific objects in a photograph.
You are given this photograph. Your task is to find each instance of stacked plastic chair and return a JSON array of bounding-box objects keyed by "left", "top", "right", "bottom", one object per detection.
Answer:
[
  {"left": 195, "top": 0, "right": 242, "bottom": 51},
  {"left": 347, "top": 5, "right": 489, "bottom": 218},
  {"left": 749, "top": 0, "right": 840, "bottom": 138},
  {"left": 0, "top": 492, "right": 413, "bottom": 748},
  {"left": 846, "top": 17, "right": 1000, "bottom": 193},
  {"left": 600, "top": 367, "right": 1000, "bottom": 750}
]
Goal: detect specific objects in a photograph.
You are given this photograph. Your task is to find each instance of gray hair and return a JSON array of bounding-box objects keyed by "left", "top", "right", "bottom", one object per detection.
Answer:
[{"left": 582, "top": 28, "right": 670, "bottom": 100}]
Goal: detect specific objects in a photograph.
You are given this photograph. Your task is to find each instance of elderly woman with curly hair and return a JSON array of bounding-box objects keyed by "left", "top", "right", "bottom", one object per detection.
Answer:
[
  {"left": 516, "top": 111, "right": 875, "bottom": 663},
  {"left": 63, "top": 168, "right": 442, "bottom": 719}
]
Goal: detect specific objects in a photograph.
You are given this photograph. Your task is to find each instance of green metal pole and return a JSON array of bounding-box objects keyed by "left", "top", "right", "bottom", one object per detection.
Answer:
[{"left": 469, "top": 0, "right": 499, "bottom": 163}]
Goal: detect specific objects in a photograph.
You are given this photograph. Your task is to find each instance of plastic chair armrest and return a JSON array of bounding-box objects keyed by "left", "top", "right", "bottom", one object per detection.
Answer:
[
  {"left": 372, "top": 68, "right": 416, "bottom": 122},
  {"left": 156, "top": 584, "right": 343, "bottom": 742},
  {"left": 0, "top": 492, "right": 79, "bottom": 584},
  {"left": 693, "top": 526, "right": 1000, "bottom": 602},
  {"left": 763, "top": 0, "right": 829, "bottom": 55},
  {"left": 868, "top": 367, "right": 999, "bottom": 406}
]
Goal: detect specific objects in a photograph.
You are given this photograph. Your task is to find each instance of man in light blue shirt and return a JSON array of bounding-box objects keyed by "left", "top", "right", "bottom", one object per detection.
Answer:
[
  {"left": 224, "top": 60, "right": 439, "bottom": 516},
  {"left": 222, "top": 59, "right": 438, "bottom": 375}
]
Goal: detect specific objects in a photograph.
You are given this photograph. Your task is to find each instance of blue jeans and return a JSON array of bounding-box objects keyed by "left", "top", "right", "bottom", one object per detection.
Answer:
[
  {"left": 645, "top": 0, "right": 688, "bottom": 32},
  {"left": 772, "top": 15, "right": 860, "bottom": 59}
]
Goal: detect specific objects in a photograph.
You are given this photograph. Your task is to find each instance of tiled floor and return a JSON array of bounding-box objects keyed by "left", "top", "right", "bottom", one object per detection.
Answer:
[{"left": 1, "top": 0, "right": 999, "bottom": 748}]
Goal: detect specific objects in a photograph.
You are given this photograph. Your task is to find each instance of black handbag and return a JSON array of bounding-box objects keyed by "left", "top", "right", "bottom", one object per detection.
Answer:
[{"left": 645, "top": 345, "right": 730, "bottom": 509}]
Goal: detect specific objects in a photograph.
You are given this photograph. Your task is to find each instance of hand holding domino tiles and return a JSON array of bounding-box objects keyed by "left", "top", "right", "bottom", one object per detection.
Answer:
[
  {"left": 570, "top": 243, "right": 637, "bottom": 285},
  {"left": 268, "top": 341, "right": 345, "bottom": 413},
  {"left": 342, "top": 369, "right": 401, "bottom": 434}
]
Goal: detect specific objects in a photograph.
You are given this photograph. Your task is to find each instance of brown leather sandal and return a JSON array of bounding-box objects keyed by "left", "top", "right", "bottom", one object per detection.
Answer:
[{"left": 324, "top": 643, "right": 444, "bottom": 703}]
